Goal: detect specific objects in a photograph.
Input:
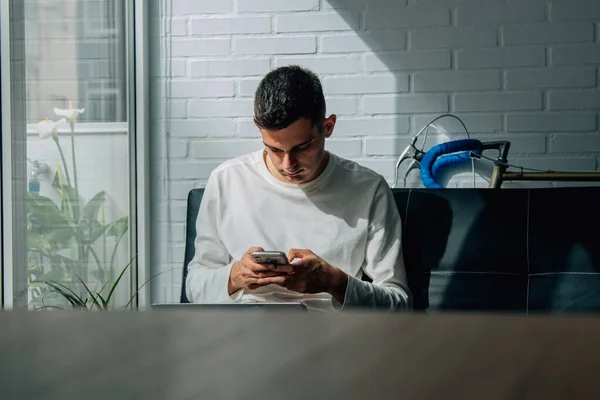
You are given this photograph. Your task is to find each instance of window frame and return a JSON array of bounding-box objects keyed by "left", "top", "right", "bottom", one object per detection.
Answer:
[{"left": 0, "top": 0, "right": 150, "bottom": 309}]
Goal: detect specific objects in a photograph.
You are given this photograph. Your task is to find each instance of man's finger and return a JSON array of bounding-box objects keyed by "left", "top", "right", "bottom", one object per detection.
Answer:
[
  {"left": 246, "top": 262, "right": 272, "bottom": 272},
  {"left": 247, "top": 246, "right": 265, "bottom": 254},
  {"left": 267, "top": 263, "right": 294, "bottom": 273},
  {"left": 257, "top": 276, "right": 288, "bottom": 286},
  {"left": 254, "top": 270, "right": 286, "bottom": 278},
  {"left": 288, "top": 248, "right": 313, "bottom": 261}
]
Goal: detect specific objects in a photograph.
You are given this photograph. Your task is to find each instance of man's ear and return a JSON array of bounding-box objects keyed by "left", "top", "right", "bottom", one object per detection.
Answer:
[{"left": 323, "top": 114, "right": 336, "bottom": 138}]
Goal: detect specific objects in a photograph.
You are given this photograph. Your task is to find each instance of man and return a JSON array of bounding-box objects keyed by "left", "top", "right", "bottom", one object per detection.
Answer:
[{"left": 186, "top": 65, "right": 411, "bottom": 311}]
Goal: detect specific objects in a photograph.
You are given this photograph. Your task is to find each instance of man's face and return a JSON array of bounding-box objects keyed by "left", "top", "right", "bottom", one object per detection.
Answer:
[{"left": 260, "top": 116, "right": 336, "bottom": 184}]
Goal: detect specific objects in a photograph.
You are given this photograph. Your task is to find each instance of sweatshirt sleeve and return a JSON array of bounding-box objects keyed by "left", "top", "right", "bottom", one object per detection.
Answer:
[
  {"left": 185, "top": 173, "right": 243, "bottom": 303},
  {"left": 341, "top": 178, "right": 412, "bottom": 311}
]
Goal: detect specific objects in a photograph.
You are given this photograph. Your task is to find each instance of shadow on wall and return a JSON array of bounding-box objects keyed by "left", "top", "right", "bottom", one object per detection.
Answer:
[{"left": 321, "top": 0, "right": 516, "bottom": 189}]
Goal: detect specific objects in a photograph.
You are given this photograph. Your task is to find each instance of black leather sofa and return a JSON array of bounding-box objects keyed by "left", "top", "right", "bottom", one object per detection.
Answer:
[{"left": 181, "top": 187, "right": 600, "bottom": 313}]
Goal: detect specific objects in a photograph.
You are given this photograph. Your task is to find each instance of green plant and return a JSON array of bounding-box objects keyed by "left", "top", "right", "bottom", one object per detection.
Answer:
[
  {"left": 27, "top": 104, "right": 129, "bottom": 308},
  {"left": 35, "top": 256, "right": 174, "bottom": 311}
]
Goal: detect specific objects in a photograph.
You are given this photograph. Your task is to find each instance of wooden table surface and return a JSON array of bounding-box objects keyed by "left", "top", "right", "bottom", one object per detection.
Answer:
[{"left": 1, "top": 310, "right": 600, "bottom": 399}]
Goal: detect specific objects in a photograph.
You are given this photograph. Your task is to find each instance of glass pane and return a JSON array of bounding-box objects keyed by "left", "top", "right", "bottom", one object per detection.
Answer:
[{"left": 7, "top": 0, "right": 132, "bottom": 309}]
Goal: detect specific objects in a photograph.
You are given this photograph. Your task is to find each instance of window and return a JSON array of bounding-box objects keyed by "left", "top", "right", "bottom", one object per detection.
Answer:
[{"left": 2, "top": 0, "right": 138, "bottom": 310}]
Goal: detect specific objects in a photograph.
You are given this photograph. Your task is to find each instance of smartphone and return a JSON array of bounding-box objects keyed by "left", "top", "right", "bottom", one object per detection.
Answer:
[{"left": 251, "top": 251, "right": 289, "bottom": 265}]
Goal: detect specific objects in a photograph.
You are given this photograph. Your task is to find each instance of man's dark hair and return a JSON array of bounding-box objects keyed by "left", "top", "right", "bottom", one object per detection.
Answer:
[{"left": 254, "top": 65, "right": 326, "bottom": 131}]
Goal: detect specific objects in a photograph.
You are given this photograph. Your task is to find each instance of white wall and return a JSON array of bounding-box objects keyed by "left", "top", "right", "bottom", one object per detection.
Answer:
[{"left": 149, "top": 0, "right": 600, "bottom": 303}]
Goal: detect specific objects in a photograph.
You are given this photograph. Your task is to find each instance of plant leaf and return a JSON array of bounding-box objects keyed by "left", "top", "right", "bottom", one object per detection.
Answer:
[
  {"left": 57, "top": 185, "right": 80, "bottom": 224},
  {"left": 54, "top": 238, "right": 79, "bottom": 261},
  {"left": 32, "top": 268, "right": 69, "bottom": 283},
  {"left": 123, "top": 266, "right": 178, "bottom": 310},
  {"left": 45, "top": 282, "right": 86, "bottom": 309},
  {"left": 91, "top": 269, "right": 105, "bottom": 282},
  {"left": 106, "top": 255, "right": 136, "bottom": 305},
  {"left": 44, "top": 227, "right": 77, "bottom": 244},
  {"left": 82, "top": 191, "right": 107, "bottom": 223},
  {"left": 27, "top": 232, "right": 44, "bottom": 251},
  {"left": 106, "top": 216, "right": 129, "bottom": 239},
  {"left": 78, "top": 220, "right": 110, "bottom": 245},
  {"left": 76, "top": 276, "right": 103, "bottom": 311},
  {"left": 26, "top": 192, "right": 69, "bottom": 228}
]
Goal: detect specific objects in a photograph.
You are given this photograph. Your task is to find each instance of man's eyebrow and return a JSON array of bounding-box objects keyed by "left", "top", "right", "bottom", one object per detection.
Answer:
[{"left": 264, "top": 139, "right": 314, "bottom": 152}]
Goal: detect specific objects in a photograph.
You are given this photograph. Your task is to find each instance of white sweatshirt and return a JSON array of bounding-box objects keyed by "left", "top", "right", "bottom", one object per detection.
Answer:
[{"left": 185, "top": 150, "right": 412, "bottom": 312}]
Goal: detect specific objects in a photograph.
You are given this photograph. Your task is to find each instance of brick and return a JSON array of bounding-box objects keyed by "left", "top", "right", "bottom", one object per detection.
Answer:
[
  {"left": 552, "top": 0, "right": 600, "bottom": 21},
  {"left": 238, "top": 78, "right": 262, "bottom": 97},
  {"left": 171, "top": 38, "right": 230, "bottom": 57},
  {"left": 326, "top": 97, "right": 359, "bottom": 115},
  {"left": 476, "top": 135, "right": 547, "bottom": 154},
  {"left": 457, "top": 2, "right": 546, "bottom": 25},
  {"left": 275, "top": 55, "right": 361, "bottom": 74},
  {"left": 458, "top": 47, "right": 545, "bottom": 68},
  {"left": 413, "top": 114, "right": 502, "bottom": 134},
  {"left": 503, "top": 22, "right": 593, "bottom": 45},
  {"left": 167, "top": 242, "right": 187, "bottom": 262},
  {"left": 325, "top": 139, "right": 362, "bottom": 157},
  {"left": 168, "top": 80, "right": 234, "bottom": 98},
  {"left": 169, "top": 181, "right": 196, "bottom": 200},
  {"left": 509, "top": 157, "right": 596, "bottom": 171},
  {"left": 190, "top": 59, "right": 271, "bottom": 77},
  {"left": 411, "top": 27, "right": 498, "bottom": 49},
  {"left": 170, "top": 161, "right": 223, "bottom": 179},
  {"left": 334, "top": 117, "right": 410, "bottom": 136},
  {"left": 190, "top": 140, "right": 262, "bottom": 159},
  {"left": 189, "top": 99, "right": 254, "bottom": 118},
  {"left": 323, "top": 75, "right": 408, "bottom": 95},
  {"left": 553, "top": 44, "right": 600, "bottom": 65},
  {"left": 168, "top": 17, "right": 187, "bottom": 36},
  {"left": 355, "top": 160, "right": 397, "bottom": 180},
  {"left": 238, "top": 119, "right": 259, "bottom": 137},
  {"left": 322, "top": 0, "right": 406, "bottom": 8},
  {"left": 549, "top": 91, "right": 600, "bottom": 110},
  {"left": 507, "top": 113, "right": 596, "bottom": 132},
  {"left": 505, "top": 67, "right": 596, "bottom": 89},
  {"left": 233, "top": 36, "right": 316, "bottom": 55},
  {"left": 321, "top": 32, "right": 406, "bottom": 53},
  {"left": 414, "top": 71, "right": 501, "bottom": 92},
  {"left": 169, "top": 140, "right": 188, "bottom": 158},
  {"left": 365, "top": 138, "right": 413, "bottom": 156},
  {"left": 169, "top": 119, "right": 237, "bottom": 137},
  {"left": 172, "top": 0, "right": 232, "bottom": 15},
  {"left": 550, "top": 134, "right": 600, "bottom": 153},
  {"left": 190, "top": 17, "right": 271, "bottom": 35},
  {"left": 366, "top": 50, "right": 451, "bottom": 71},
  {"left": 168, "top": 224, "right": 186, "bottom": 243},
  {"left": 275, "top": 12, "right": 359, "bottom": 33},
  {"left": 363, "top": 94, "right": 448, "bottom": 114},
  {"left": 171, "top": 60, "right": 187, "bottom": 77},
  {"left": 365, "top": 6, "right": 450, "bottom": 28},
  {"left": 237, "top": 0, "right": 319, "bottom": 12},
  {"left": 455, "top": 92, "right": 542, "bottom": 112},
  {"left": 151, "top": 101, "right": 187, "bottom": 119}
]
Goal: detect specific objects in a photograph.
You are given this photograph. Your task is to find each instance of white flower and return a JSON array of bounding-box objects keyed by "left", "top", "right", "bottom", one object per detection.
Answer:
[
  {"left": 54, "top": 101, "right": 85, "bottom": 123},
  {"left": 35, "top": 117, "right": 66, "bottom": 140}
]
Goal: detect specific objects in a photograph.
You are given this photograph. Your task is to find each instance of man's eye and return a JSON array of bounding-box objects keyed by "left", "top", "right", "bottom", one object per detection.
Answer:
[{"left": 271, "top": 148, "right": 282, "bottom": 153}]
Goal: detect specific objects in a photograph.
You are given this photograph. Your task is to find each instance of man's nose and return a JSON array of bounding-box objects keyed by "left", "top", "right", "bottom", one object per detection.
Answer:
[{"left": 282, "top": 152, "right": 297, "bottom": 168}]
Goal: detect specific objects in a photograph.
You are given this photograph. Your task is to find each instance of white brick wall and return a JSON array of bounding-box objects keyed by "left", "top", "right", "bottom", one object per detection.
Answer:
[{"left": 150, "top": 0, "right": 600, "bottom": 303}]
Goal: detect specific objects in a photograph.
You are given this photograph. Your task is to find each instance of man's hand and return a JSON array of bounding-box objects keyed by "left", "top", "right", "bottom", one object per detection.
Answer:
[
  {"left": 266, "top": 249, "right": 349, "bottom": 304},
  {"left": 228, "top": 247, "right": 293, "bottom": 295}
]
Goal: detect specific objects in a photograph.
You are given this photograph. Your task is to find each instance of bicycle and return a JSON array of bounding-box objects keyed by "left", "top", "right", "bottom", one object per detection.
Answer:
[{"left": 392, "top": 114, "right": 600, "bottom": 189}]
